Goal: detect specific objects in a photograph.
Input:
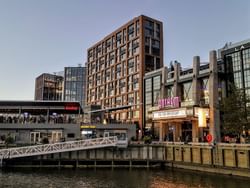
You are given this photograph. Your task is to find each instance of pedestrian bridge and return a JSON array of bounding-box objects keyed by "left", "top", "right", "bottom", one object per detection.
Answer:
[{"left": 0, "top": 136, "right": 124, "bottom": 165}]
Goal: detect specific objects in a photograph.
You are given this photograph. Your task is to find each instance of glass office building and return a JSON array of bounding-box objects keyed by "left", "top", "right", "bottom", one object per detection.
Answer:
[
  {"left": 218, "top": 39, "right": 250, "bottom": 100},
  {"left": 64, "top": 66, "right": 86, "bottom": 108}
]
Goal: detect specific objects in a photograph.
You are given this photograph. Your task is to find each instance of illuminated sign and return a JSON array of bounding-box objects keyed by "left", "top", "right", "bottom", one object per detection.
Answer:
[
  {"left": 81, "top": 130, "right": 93, "bottom": 135},
  {"left": 194, "top": 107, "right": 209, "bottom": 118},
  {"left": 64, "top": 105, "right": 79, "bottom": 111},
  {"left": 158, "top": 97, "right": 180, "bottom": 109},
  {"left": 80, "top": 125, "right": 96, "bottom": 129},
  {"left": 152, "top": 108, "right": 187, "bottom": 120},
  {"left": 198, "top": 108, "right": 207, "bottom": 127}
]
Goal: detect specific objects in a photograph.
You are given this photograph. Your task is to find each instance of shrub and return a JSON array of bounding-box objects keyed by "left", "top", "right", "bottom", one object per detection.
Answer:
[
  {"left": 0, "top": 135, "right": 6, "bottom": 141},
  {"left": 143, "top": 135, "right": 152, "bottom": 144},
  {"left": 131, "top": 136, "right": 137, "bottom": 141},
  {"left": 5, "top": 135, "right": 14, "bottom": 146}
]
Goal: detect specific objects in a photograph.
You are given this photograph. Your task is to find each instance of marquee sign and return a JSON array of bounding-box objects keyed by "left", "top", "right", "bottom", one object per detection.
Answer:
[
  {"left": 158, "top": 97, "right": 180, "bottom": 109},
  {"left": 152, "top": 108, "right": 187, "bottom": 120}
]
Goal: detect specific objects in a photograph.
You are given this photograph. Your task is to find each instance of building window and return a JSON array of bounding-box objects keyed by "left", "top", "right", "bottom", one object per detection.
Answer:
[
  {"left": 133, "top": 110, "right": 139, "bottom": 118},
  {"left": 153, "top": 76, "right": 161, "bottom": 105},
  {"left": 133, "top": 74, "right": 139, "bottom": 90},
  {"left": 201, "top": 78, "right": 209, "bottom": 104},
  {"left": 128, "top": 76, "right": 133, "bottom": 92},
  {"left": 166, "top": 86, "right": 173, "bottom": 98},
  {"left": 234, "top": 72, "right": 243, "bottom": 89},
  {"left": 145, "top": 55, "right": 155, "bottom": 72},
  {"left": 122, "top": 61, "right": 126, "bottom": 76},
  {"left": 145, "top": 78, "right": 152, "bottom": 92},
  {"left": 244, "top": 70, "right": 250, "bottom": 88},
  {"left": 136, "top": 21, "right": 140, "bottom": 36},
  {"left": 128, "top": 24, "right": 134, "bottom": 40},
  {"left": 243, "top": 49, "right": 250, "bottom": 69},
  {"left": 67, "top": 133, "right": 75, "bottom": 138},
  {"left": 116, "top": 64, "right": 122, "bottom": 79},
  {"left": 128, "top": 58, "right": 134, "bottom": 74},
  {"left": 116, "top": 32, "right": 122, "bottom": 47},
  {"left": 181, "top": 82, "right": 193, "bottom": 102},
  {"left": 128, "top": 93, "right": 134, "bottom": 105},
  {"left": 226, "top": 52, "right": 241, "bottom": 72}
]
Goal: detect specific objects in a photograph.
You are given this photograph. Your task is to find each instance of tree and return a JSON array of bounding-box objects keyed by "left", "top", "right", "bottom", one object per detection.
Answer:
[
  {"left": 220, "top": 84, "right": 250, "bottom": 136},
  {"left": 5, "top": 133, "right": 14, "bottom": 147}
]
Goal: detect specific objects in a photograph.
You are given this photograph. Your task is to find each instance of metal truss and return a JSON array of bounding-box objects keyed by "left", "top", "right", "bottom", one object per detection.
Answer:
[{"left": 0, "top": 136, "right": 118, "bottom": 162}]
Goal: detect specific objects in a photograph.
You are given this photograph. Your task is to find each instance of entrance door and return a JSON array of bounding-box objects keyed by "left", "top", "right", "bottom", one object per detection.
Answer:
[
  {"left": 51, "top": 131, "right": 62, "bottom": 143},
  {"left": 30, "top": 132, "right": 40, "bottom": 144},
  {"left": 104, "top": 132, "right": 110, "bottom": 137},
  {"left": 167, "top": 126, "right": 174, "bottom": 141},
  {"left": 182, "top": 122, "right": 192, "bottom": 142}
]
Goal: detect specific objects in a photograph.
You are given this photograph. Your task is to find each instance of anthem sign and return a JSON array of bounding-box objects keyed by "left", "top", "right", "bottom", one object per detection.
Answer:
[{"left": 158, "top": 97, "right": 180, "bottom": 109}]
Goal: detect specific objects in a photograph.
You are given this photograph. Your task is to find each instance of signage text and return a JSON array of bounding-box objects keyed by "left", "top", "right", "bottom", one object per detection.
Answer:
[{"left": 158, "top": 97, "right": 180, "bottom": 109}]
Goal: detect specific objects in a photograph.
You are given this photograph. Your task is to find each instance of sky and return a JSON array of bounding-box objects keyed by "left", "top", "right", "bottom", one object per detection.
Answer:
[{"left": 0, "top": 0, "right": 249, "bottom": 100}]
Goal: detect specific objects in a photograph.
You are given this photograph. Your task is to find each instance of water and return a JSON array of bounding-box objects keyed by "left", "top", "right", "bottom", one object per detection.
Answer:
[{"left": 0, "top": 168, "right": 249, "bottom": 188}]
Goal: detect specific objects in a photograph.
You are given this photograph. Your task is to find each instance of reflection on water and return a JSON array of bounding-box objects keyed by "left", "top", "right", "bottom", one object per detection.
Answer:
[{"left": 0, "top": 168, "right": 249, "bottom": 188}]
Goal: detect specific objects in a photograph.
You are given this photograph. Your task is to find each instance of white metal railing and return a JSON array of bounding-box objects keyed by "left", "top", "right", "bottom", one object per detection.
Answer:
[
  {"left": 0, "top": 136, "right": 118, "bottom": 161},
  {"left": 179, "top": 74, "right": 192, "bottom": 80},
  {"left": 218, "top": 143, "right": 250, "bottom": 148},
  {"left": 199, "top": 69, "right": 210, "bottom": 74}
]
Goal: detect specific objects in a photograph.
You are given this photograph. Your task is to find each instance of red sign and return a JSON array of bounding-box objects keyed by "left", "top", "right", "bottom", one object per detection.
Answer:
[
  {"left": 65, "top": 106, "right": 79, "bottom": 111},
  {"left": 206, "top": 134, "right": 213, "bottom": 143}
]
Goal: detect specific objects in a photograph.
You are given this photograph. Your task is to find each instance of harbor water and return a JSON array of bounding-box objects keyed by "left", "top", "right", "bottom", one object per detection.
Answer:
[{"left": 0, "top": 168, "right": 249, "bottom": 188}]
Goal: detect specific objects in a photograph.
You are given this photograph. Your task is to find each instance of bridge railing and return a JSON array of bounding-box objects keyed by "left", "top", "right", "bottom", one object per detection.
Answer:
[{"left": 0, "top": 136, "right": 118, "bottom": 160}]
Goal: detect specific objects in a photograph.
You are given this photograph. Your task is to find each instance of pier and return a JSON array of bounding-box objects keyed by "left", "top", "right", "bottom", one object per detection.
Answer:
[{"left": 1, "top": 142, "right": 250, "bottom": 177}]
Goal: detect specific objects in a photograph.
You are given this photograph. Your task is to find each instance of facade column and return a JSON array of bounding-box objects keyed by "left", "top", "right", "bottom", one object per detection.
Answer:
[
  {"left": 165, "top": 124, "right": 169, "bottom": 141},
  {"left": 161, "top": 67, "right": 168, "bottom": 98},
  {"left": 192, "top": 56, "right": 201, "bottom": 105},
  {"left": 192, "top": 120, "right": 199, "bottom": 142},
  {"left": 178, "top": 123, "right": 182, "bottom": 142},
  {"left": 199, "top": 128, "right": 204, "bottom": 142},
  {"left": 209, "top": 50, "right": 221, "bottom": 143},
  {"left": 162, "top": 123, "right": 166, "bottom": 141},
  {"left": 159, "top": 122, "right": 163, "bottom": 142},
  {"left": 173, "top": 62, "right": 181, "bottom": 97}
]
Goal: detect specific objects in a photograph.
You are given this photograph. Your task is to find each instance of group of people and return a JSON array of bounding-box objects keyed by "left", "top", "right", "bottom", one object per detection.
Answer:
[{"left": 0, "top": 114, "right": 77, "bottom": 124}]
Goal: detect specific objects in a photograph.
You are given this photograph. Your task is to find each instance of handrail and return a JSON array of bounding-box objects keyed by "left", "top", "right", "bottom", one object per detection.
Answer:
[{"left": 0, "top": 136, "right": 118, "bottom": 160}]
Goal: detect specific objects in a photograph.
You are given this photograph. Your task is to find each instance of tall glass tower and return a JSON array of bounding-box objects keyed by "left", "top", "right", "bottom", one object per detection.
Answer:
[{"left": 64, "top": 66, "right": 86, "bottom": 108}]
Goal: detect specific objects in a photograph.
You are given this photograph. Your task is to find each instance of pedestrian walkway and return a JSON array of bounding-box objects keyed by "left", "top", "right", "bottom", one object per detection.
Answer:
[{"left": 0, "top": 136, "right": 119, "bottom": 166}]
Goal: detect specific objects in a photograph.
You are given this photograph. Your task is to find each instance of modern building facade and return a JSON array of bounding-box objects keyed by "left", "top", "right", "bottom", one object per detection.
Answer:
[
  {"left": 64, "top": 66, "right": 86, "bottom": 107},
  {"left": 144, "top": 51, "right": 225, "bottom": 143},
  {"left": 35, "top": 73, "right": 63, "bottom": 101},
  {"left": 86, "top": 15, "right": 163, "bottom": 131},
  {"left": 218, "top": 39, "right": 250, "bottom": 103}
]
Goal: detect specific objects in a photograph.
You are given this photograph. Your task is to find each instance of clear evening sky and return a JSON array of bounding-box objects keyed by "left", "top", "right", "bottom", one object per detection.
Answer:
[{"left": 0, "top": 0, "right": 249, "bottom": 100}]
